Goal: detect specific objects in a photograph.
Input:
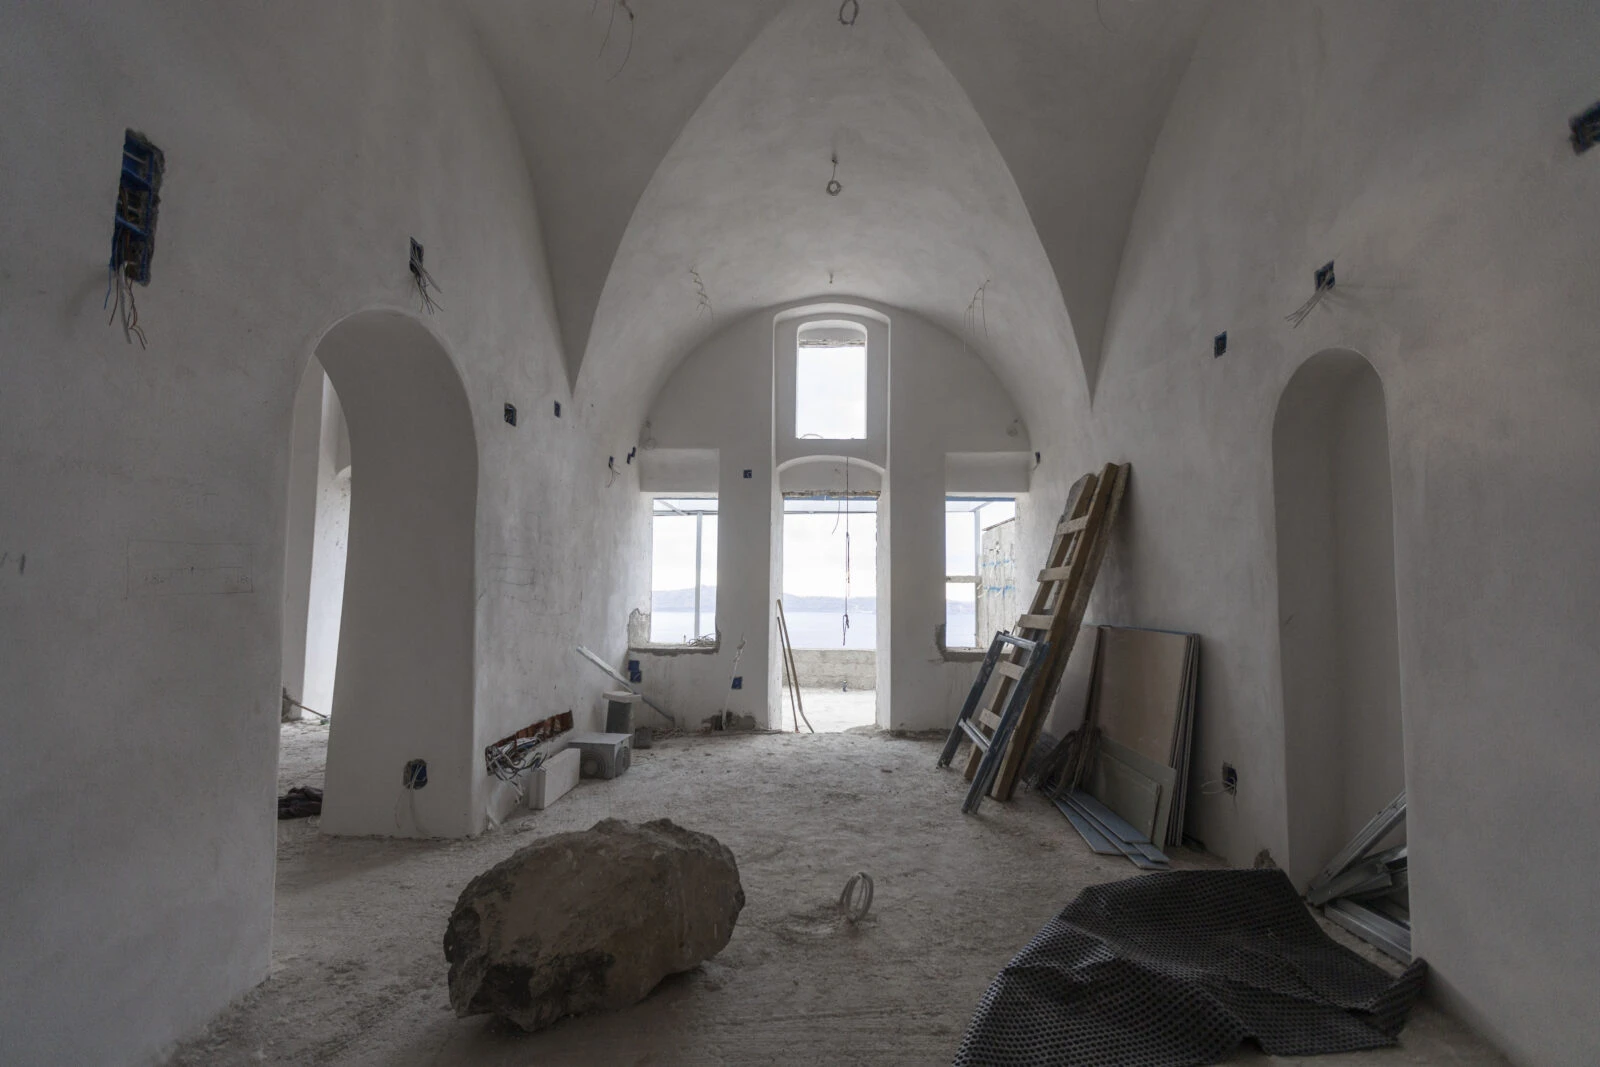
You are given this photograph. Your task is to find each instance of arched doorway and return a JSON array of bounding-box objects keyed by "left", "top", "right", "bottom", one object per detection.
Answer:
[
  {"left": 307, "top": 310, "right": 479, "bottom": 838},
  {"left": 774, "top": 456, "right": 887, "bottom": 732},
  {"left": 1273, "top": 349, "right": 1405, "bottom": 888}
]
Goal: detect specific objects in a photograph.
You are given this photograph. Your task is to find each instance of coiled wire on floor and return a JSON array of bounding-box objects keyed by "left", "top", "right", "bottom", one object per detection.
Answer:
[{"left": 840, "top": 871, "right": 874, "bottom": 923}]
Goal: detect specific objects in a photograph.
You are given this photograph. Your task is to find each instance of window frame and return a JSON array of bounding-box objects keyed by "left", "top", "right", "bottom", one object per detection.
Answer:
[
  {"left": 794, "top": 325, "right": 869, "bottom": 441},
  {"left": 944, "top": 497, "right": 1018, "bottom": 651},
  {"left": 649, "top": 496, "right": 718, "bottom": 646}
]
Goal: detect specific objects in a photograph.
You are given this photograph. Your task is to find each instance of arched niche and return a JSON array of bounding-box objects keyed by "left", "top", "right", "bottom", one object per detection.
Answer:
[
  {"left": 310, "top": 310, "right": 479, "bottom": 838},
  {"left": 1273, "top": 349, "right": 1406, "bottom": 888}
]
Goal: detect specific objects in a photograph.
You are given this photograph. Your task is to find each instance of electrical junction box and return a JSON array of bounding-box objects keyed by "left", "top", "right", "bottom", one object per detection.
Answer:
[{"left": 566, "top": 731, "right": 633, "bottom": 780}]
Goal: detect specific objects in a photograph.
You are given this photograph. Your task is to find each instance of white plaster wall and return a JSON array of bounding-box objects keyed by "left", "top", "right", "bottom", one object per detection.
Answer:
[
  {"left": 1274, "top": 351, "right": 1405, "bottom": 887},
  {"left": 317, "top": 312, "right": 478, "bottom": 838},
  {"left": 790, "top": 649, "right": 877, "bottom": 691},
  {"left": 637, "top": 313, "right": 775, "bottom": 726},
  {"left": 279, "top": 359, "right": 325, "bottom": 704},
  {"left": 0, "top": 2, "right": 642, "bottom": 1062},
  {"left": 1330, "top": 368, "right": 1404, "bottom": 845},
  {"left": 301, "top": 381, "right": 351, "bottom": 717},
  {"left": 642, "top": 301, "right": 1027, "bottom": 732},
  {"left": 888, "top": 311, "right": 1031, "bottom": 730},
  {"left": 1016, "top": 3, "right": 1600, "bottom": 1061}
]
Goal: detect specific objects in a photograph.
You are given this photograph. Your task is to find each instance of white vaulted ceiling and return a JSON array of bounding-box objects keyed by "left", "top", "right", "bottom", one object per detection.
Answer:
[{"left": 465, "top": 0, "right": 1213, "bottom": 424}]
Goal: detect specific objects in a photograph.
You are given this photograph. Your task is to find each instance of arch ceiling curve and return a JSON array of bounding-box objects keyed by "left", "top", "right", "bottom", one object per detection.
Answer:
[{"left": 467, "top": 0, "right": 1212, "bottom": 416}]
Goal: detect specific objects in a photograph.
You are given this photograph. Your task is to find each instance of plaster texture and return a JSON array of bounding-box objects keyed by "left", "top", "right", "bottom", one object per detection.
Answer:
[
  {"left": 1005, "top": 4, "right": 1600, "bottom": 1062},
  {"left": 0, "top": 2, "right": 644, "bottom": 1061}
]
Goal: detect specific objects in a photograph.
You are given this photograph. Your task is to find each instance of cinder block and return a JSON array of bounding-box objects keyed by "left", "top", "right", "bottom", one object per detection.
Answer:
[{"left": 526, "top": 748, "right": 580, "bottom": 810}]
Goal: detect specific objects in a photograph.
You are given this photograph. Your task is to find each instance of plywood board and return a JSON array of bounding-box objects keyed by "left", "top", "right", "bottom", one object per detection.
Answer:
[
  {"left": 1041, "top": 624, "right": 1102, "bottom": 741},
  {"left": 1098, "top": 737, "right": 1178, "bottom": 848},
  {"left": 1093, "top": 627, "right": 1191, "bottom": 767},
  {"left": 1088, "top": 747, "right": 1163, "bottom": 841}
]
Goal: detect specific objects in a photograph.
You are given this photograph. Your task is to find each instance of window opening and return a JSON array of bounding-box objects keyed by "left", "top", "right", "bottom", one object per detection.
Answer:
[
  {"left": 796, "top": 325, "right": 867, "bottom": 440},
  {"left": 650, "top": 497, "right": 718, "bottom": 644},
  {"left": 945, "top": 497, "right": 1018, "bottom": 649}
]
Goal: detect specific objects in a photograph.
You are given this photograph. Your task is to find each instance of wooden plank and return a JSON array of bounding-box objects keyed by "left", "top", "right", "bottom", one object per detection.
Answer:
[
  {"left": 991, "top": 463, "right": 1129, "bottom": 799},
  {"left": 961, "top": 474, "right": 1095, "bottom": 780},
  {"left": 1036, "top": 566, "right": 1074, "bottom": 582},
  {"left": 978, "top": 709, "right": 1003, "bottom": 731},
  {"left": 995, "top": 661, "right": 1026, "bottom": 681},
  {"left": 1056, "top": 516, "right": 1089, "bottom": 536},
  {"left": 1016, "top": 614, "right": 1056, "bottom": 630}
]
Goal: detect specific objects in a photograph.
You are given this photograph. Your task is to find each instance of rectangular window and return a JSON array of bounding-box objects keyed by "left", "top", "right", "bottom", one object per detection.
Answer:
[
  {"left": 782, "top": 495, "right": 877, "bottom": 649},
  {"left": 946, "top": 497, "right": 1018, "bottom": 649},
  {"left": 650, "top": 498, "right": 717, "bottom": 644},
  {"left": 796, "top": 340, "right": 867, "bottom": 440}
]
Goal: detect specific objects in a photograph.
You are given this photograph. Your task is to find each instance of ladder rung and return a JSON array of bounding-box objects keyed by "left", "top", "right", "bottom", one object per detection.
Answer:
[
  {"left": 1056, "top": 516, "right": 1089, "bottom": 536},
  {"left": 996, "top": 661, "right": 1026, "bottom": 681},
  {"left": 1018, "top": 613, "right": 1055, "bottom": 630},
  {"left": 978, "top": 708, "right": 1003, "bottom": 731},
  {"left": 1037, "top": 565, "right": 1077, "bottom": 582},
  {"left": 959, "top": 720, "right": 989, "bottom": 749}
]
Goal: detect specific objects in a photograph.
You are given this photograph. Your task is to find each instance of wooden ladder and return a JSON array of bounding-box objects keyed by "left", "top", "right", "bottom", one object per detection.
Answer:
[{"left": 962, "top": 462, "right": 1129, "bottom": 801}]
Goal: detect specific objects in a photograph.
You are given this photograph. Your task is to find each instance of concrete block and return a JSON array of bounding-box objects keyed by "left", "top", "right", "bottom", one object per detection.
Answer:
[{"left": 526, "top": 748, "right": 580, "bottom": 811}]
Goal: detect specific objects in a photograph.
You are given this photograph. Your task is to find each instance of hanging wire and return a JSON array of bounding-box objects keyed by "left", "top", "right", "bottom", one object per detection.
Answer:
[
  {"left": 105, "top": 263, "right": 147, "bottom": 349},
  {"left": 963, "top": 279, "right": 990, "bottom": 352},
  {"left": 827, "top": 154, "right": 843, "bottom": 196},
  {"left": 598, "top": 0, "right": 636, "bottom": 81},
  {"left": 1285, "top": 263, "right": 1335, "bottom": 329},
  {"left": 690, "top": 267, "right": 713, "bottom": 318},
  {"left": 410, "top": 242, "right": 443, "bottom": 315},
  {"left": 839, "top": 0, "right": 860, "bottom": 26},
  {"left": 842, "top": 458, "right": 852, "bottom": 646}
]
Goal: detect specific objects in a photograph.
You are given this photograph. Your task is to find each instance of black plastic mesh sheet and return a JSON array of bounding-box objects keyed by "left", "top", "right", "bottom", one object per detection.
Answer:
[{"left": 953, "top": 869, "right": 1427, "bottom": 1066}]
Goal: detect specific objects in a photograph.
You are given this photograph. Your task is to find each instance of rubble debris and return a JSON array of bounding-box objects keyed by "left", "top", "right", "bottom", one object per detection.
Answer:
[
  {"left": 277, "top": 786, "right": 322, "bottom": 819},
  {"left": 444, "top": 818, "right": 743, "bottom": 1031}
]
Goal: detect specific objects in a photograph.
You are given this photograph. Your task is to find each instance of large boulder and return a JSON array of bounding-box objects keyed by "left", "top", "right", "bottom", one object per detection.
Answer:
[{"left": 444, "top": 817, "right": 744, "bottom": 1031}]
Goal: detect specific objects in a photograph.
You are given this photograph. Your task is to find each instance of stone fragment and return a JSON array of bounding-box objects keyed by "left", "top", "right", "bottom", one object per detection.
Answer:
[{"left": 444, "top": 817, "right": 744, "bottom": 1031}]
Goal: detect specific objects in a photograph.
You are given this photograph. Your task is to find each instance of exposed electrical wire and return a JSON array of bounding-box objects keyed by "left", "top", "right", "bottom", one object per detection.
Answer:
[
  {"left": 839, "top": 0, "right": 860, "bottom": 26},
  {"left": 605, "top": 455, "right": 621, "bottom": 487},
  {"left": 105, "top": 263, "right": 147, "bottom": 348},
  {"left": 827, "top": 153, "right": 843, "bottom": 196},
  {"left": 963, "top": 278, "right": 990, "bottom": 352},
  {"left": 598, "top": 0, "right": 635, "bottom": 81},
  {"left": 410, "top": 239, "right": 442, "bottom": 315},
  {"left": 842, "top": 458, "right": 852, "bottom": 646},
  {"left": 1284, "top": 261, "right": 1336, "bottom": 329},
  {"left": 690, "top": 267, "right": 713, "bottom": 318}
]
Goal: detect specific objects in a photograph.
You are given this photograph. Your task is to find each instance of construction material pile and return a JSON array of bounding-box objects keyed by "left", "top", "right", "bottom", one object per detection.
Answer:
[
  {"left": 1033, "top": 624, "right": 1199, "bottom": 867},
  {"left": 1309, "top": 792, "right": 1412, "bottom": 961},
  {"left": 954, "top": 869, "right": 1428, "bottom": 1067}
]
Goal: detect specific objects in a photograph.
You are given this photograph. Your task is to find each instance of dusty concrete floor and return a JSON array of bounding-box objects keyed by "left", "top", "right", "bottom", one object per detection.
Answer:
[
  {"left": 179, "top": 726, "right": 1505, "bottom": 1066},
  {"left": 782, "top": 686, "right": 877, "bottom": 733}
]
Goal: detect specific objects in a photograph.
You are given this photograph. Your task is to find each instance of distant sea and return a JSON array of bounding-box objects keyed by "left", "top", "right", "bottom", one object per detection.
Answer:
[{"left": 651, "top": 591, "right": 973, "bottom": 650}]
